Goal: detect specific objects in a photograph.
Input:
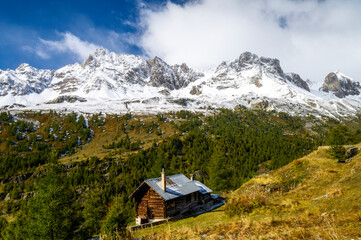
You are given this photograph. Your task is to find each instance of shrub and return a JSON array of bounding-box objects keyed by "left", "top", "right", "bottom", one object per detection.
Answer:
[
  {"left": 329, "top": 145, "right": 346, "bottom": 163},
  {"left": 225, "top": 192, "right": 267, "bottom": 217}
]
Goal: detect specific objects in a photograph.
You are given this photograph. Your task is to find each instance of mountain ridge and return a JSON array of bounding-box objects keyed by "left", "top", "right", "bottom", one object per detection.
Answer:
[{"left": 0, "top": 49, "right": 360, "bottom": 118}]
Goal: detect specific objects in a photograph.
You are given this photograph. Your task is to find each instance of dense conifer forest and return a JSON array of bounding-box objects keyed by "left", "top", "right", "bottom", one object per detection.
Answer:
[{"left": 0, "top": 109, "right": 361, "bottom": 239}]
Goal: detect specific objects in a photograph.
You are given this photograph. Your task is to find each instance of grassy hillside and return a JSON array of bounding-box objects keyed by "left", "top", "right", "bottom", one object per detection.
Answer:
[
  {"left": 1, "top": 109, "right": 361, "bottom": 239},
  {"left": 135, "top": 145, "right": 361, "bottom": 239}
]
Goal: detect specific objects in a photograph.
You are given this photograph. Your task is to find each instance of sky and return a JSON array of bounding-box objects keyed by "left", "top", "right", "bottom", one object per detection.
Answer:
[{"left": 0, "top": 0, "right": 360, "bottom": 83}]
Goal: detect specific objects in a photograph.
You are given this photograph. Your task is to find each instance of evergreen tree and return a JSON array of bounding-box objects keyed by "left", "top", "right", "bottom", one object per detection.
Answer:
[
  {"left": 100, "top": 196, "right": 132, "bottom": 239},
  {"left": 83, "top": 188, "right": 107, "bottom": 236},
  {"left": 4, "top": 165, "right": 78, "bottom": 240}
]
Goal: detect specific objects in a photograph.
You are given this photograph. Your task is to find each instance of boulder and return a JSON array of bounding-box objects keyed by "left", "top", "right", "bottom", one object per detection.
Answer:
[
  {"left": 346, "top": 147, "right": 359, "bottom": 159},
  {"left": 190, "top": 86, "right": 202, "bottom": 95},
  {"left": 4, "top": 193, "right": 11, "bottom": 201}
]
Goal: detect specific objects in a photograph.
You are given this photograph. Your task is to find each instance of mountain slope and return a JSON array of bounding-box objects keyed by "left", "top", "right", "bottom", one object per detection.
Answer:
[
  {"left": 134, "top": 145, "right": 361, "bottom": 239},
  {"left": 1, "top": 49, "right": 360, "bottom": 118}
]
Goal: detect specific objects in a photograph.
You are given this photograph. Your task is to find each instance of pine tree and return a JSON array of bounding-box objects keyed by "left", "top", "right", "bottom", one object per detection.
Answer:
[
  {"left": 4, "top": 165, "right": 78, "bottom": 240},
  {"left": 100, "top": 196, "right": 132, "bottom": 239}
]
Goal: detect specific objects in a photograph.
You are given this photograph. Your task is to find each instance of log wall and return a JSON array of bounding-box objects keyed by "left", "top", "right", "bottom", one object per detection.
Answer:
[{"left": 136, "top": 187, "right": 166, "bottom": 219}]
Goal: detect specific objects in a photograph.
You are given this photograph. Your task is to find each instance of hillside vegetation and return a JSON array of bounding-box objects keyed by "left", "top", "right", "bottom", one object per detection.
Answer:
[
  {"left": 135, "top": 145, "right": 361, "bottom": 239},
  {"left": 0, "top": 109, "right": 361, "bottom": 239}
]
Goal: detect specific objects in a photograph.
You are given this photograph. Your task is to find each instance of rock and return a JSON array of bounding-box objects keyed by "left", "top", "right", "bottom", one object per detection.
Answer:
[
  {"left": 227, "top": 52, "right": 285, "bottom": 81},
  {"left": 62, "top": 163, "right": 76, "bottom": 169},
  {"left": 4, "top": 193, "right": 11, "bottom": 201},
  {"left": 320, "top": 72, "right": 360, "bottom": 98},
  {"left": 313, "top": 193, "right": 329, "bottom": 201},
  {"left": 45, "top": 95, "right": 87, "bottom": 104},
  {"left": 158, "top": 89, "right": 170, "bottom": 96},
  {"left": 21, "top": 192, "right": 34, "bottom": 200},
  {"left": 251, "top": 100, "right": 269, "bottom": 110},
  {"left": 141, "top": 97, "right": 160, "bottom": 104},
  {"left": 76, "top": 186, "right": 89, "bottom": 195},
  {"left": 32, "top": 170, "right": 46, "bottom": 178},
  {"left": 285, "top": 73, "right": 310, "bottom": 91},
  {"left": 190, "top": 86, "right": 202, "bottom": 95},
  {"left": 346, "top": 147, "right": 358, "bottom": 159},
  {"left": 147, "top": 57, "right": 204, "bottom": 90},
  {"left": 12, "top": 173, "right": 32, "bottom": 183}
]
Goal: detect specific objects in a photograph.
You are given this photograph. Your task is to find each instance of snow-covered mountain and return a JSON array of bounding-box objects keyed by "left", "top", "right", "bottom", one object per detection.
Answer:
[
  {"left": 0, "top": 49, "right": 360, "bottom": 118},
  {"left": 320, "top": 71, "right": 361, "bottom": 98}
]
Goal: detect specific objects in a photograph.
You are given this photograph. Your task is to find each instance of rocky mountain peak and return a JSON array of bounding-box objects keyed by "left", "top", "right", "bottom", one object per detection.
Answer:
[
  {"left": 225, "top": 52, "right": 286, "bottom": 81},
  {"left": 15, "top": 63, "right": 38, "bottom": 75},
  {"left": 237, "top": 52, "right": 260, "bottom": 67},
  {"left": 17, "top": 63, "right": 31, "bottom": 69},
  {"left": 320, "top": 71, "right": 360, "bottom": 98},
  {"left": 1, "top": 49, "right": 361, "bottom": 118},
  {"left": 82, "top": 55, "right": 96, "bottom": 68},
  {"left": 212, "top": 52, "right": 293, "bottom": 90},
  {"left": 259, "top": 57, "right": 285, "bottom": 81},
  {"left": 82, "top": 48, "right": 116, "bottom": 68},
  {"left": 93, "top": 48, "right": 109, "bottom": 57},
  {"left": 285, "top": 73, "right": 310, "bottom": 92},
  {"left": 147, "top": 57, "right": 203, "bottom": 90}
]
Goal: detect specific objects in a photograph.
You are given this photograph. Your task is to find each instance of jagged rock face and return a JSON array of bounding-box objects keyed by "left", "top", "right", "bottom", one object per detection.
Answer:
[
  {"left": 320, "top": 72, "right": 360, "bottom": 98},
  {"left": 45, "top": 95, "right": 87, "bottom": 104},
  {"left": 2, "top": 49, "right": 203, "bottom": 96},
  {"left": 147, "top": 57, "right": 178, "bottom": 89},
  {"left": 259, "top": 57, "right": 285, "bottom": 81},
  {"left": 251, "top": 100, "right": 270, "bottom": 110},
  {"left": 0, "top": 64, "right": 53, "bottom": 96},
  {"left": 211, "top": 52, "right": 292, "bottom": 89},
  {"left": 2, "top": 48, "right": 361, "bottom": 119},
  {"left": 232, "top": 52, "right": 260, "bottom": 70},
  {"left": 147, "top": 57, "right": 203, "bottom": 90},
  {"left": 285, "top": 73, "right": 310, "bottom": 92},
  {"left": 190, "top": 85, "right": 202, "bottom": 95},
  {"left": 51, "top": 49, "right": 150, "bottom": 94},
  {"left": 158, "top": 89, "right": 170, "bottom": 96},
  {"left": 227, "top": 52, "right": 285, "bottom": 80}
]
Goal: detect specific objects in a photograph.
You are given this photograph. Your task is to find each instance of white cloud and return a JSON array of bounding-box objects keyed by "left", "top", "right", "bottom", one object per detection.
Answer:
[
  {"left": 38, "top": 32, "right": 102, "bottom": 61},
  {"left": 139, "top": 0, "right": 361, "bottom": 83},
  {"left": 22, "top": 45, "right": 51, "bottom": 59}
]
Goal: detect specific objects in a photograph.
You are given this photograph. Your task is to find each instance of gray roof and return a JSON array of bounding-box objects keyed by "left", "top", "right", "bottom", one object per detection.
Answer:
[{"left": 138, "top": 174, "right": 212, "bottom": 201}]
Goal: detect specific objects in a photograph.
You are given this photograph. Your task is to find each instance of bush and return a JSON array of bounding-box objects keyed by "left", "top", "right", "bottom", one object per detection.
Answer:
[
  {"left": 329, "top": 145, "right": 346, "bottom": 163},
  {"left": 225, "top": 192, "right": 267, "bottom": 217}
]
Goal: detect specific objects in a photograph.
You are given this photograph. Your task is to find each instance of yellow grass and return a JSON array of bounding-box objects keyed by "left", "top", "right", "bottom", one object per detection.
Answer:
[{"left": 134, "top": 146, "right": 361, "bottom": 239}]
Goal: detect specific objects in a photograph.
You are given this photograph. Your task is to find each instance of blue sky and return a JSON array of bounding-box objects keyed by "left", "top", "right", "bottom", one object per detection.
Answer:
[
  {"left": 1, "top": 0, "right": 360, "bottom": 83},
  {"left": 0, "top": 0, "right": 185, "bottom": 69}
]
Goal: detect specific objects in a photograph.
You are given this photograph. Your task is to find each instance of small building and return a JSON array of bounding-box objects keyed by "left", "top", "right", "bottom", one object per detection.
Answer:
[{"left": 130, "top": 169, "right": 213, "bottom": 225}]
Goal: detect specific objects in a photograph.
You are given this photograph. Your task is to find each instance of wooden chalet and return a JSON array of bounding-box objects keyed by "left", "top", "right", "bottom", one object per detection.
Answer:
[{"left": 130, "top": 169, "right": 213, "bottom": 225}]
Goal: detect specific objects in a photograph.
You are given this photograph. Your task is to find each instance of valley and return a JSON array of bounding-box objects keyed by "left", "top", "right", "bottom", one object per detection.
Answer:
[{"left": 0, "top": 108, "right": 361, "bottom": 239}]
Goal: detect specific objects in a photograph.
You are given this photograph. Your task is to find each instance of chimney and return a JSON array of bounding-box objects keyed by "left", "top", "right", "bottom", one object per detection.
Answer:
[
  {"left": 161, "top": 168, "right": 166, "bottom": 191},
  {"left": 190, "top": 174, "right": 194, "bottom": 181}
]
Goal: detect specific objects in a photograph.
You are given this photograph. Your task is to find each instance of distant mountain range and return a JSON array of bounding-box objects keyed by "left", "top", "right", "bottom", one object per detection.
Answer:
[{"left": 0, "top": 48, "right": 360, "bottom": 118}]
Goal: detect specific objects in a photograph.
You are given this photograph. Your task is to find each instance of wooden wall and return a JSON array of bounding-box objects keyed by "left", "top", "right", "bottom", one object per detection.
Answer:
[{"left": 136, "top": 186, "right": 166, "bottom": 219}]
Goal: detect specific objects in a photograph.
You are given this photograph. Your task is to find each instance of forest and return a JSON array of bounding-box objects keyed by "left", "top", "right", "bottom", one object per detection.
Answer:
[{"left": 0, "top": 108, "right": 361, "bottom": 239}]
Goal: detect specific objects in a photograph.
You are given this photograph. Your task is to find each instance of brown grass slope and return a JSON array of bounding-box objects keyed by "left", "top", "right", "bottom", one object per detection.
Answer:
[{"left": 134, "top": 145, "right": 361, "bottom": 239}]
